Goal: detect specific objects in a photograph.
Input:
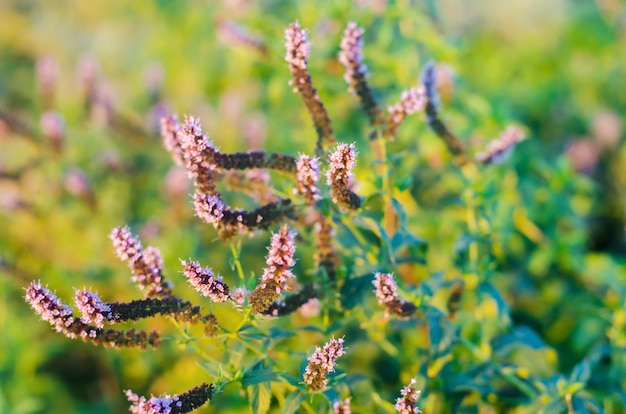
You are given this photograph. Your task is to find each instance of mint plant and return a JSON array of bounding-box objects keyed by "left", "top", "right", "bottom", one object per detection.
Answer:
[{"left": 15, "top": 15, "right": 621, "bottom": 414}]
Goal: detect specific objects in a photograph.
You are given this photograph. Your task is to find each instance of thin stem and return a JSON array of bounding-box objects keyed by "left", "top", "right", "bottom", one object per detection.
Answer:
[{"left": 229, "top": 241, "right": 246, "bottom": 283}]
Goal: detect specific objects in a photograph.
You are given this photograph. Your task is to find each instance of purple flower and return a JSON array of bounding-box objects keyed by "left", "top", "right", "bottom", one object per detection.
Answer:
[
  {"left": 126, "top": 382, "right": 214, "bottom": 414},
  {"left": 284, "top": 22, "right": 310, "bottom": 71},
  {"left": 284, "top": 21, "right": 334, "bottom": 153},
  {"left": 373, "top": 272, "right": 399, "bottom": 305},
  {"left": 372, "top": 273, "right": 417, "bottom": 318},
  {"left": 181, "top": 260, "right": 230, "bottom": 302},
  {"left": 25, "top": 281, "right": 77, "bottom": 338},
  {"left": 249, "top": 225, "right": 297, "bottom": 313},
  {"left": 333, "top": 398, "right": 351, "bottom": 414},
  {"left": 327, "top": 143, "right": 361, "bottom": 210},
  {"left": 75, "top": 289, "right": 115, "bottom": 329},
  {"left": 303, "top": 336, "right": 346, "bottom": 392},
  {"left": 160, "top": 115, "right": 185, "bottom": 166},
  {"left": 180, "top": 115, "right": 219, "bottom": 195},
  {"left": 394, "top": 378, "right": 422, "bottom": 414},
  {"left": 338, "top": 22, "right": 366, "bottom": 87},
  {"left": 294, "top": 154, "right": 321, "bottom": 205},
  {"left": 476, "top": 125, "right": 526, "bottom": 165},
  {"left": 110, "top": 226, "right": 171, "bottom": 298},
  {"left": 193, "top": 192, "right": 226, "bottom": 226}
]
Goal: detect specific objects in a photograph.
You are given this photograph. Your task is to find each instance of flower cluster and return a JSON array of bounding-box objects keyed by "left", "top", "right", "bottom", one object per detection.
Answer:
[
  {"left": 333, "top": 398, "right": 351, "bottom": 414},
  {"left": 303, "top": 336, "right": 346, "bottom": 392},
  {"left": 110, "top": 226, "right": 172, "bottom": 298},
  {"left": 161, "top": 114, "right": 185, "bottom": 166},
  {"left": 338, "top": 22, "right": 381, "bottom": 125},
  {"left": 373, "top": 273, "right": 416, "bottom": 318},
  {"left": 25, "top": 282, "right": 160, "bottom": 349},
  {"left": 327, "top": 143, "right": 361, "bottom": 210},
  {"left": 215, "top": 19, "right": 267, "bottom": 55},
  {"left": 285, "top": 22, "right": 334, "bottom": 154},
  {"left": 249, "top": 225, "right": 297, "bottom": 314},
  {"left": 182, "top": 260, "right": 230, "bottom": 302},
  {"left": 162, "top": 115, "right": 297, "bottom": 239},
  {"left": 74, "top": 289, "right": 115, "bottom": 329},
  {"left": 294, "top": 154, "right": 321, "bottom": 205},
  {"left": 421, "top": 61, "right": 466, "bottom": 161},
  {"left": 126, "top": 382, "right": 214, "bottom": 414},
  {"left": 386, "top": 87, "right": 426, "bottom": 139},
  {"left": 476, "top": 125, "right": 526, "bottom": 164},
  {"left": 394, "top": 379, "right": 422, "bottom": 414}
]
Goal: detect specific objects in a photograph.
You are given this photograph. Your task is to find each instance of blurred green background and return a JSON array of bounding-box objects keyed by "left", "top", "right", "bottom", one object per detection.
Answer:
[{"left": 1, "top": 0, "right": 625, "bottom": 413}]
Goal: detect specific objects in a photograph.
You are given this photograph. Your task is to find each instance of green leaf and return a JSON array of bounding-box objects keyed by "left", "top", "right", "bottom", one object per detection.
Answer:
[
  {"left": 281, "top": 390, "right": 306, "bottom": 414},
  {"left": 238, "top": 324, "right": 266, "bottom": 341},
  {"left": 340, "top": 274, "right": 373, "bottom": 310},
  {"left": 569, "top": 359, "right": 591, "bottom": 384},
  {"left": 248, "top": 383, "right": 271, "bottom": 414},
  {"left": 242, "top": 359, "right": 276, "bottom": 387}
]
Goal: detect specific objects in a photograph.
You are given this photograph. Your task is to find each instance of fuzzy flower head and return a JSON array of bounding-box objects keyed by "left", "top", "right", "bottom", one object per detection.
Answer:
[
  {"left": 231, "top": 287, "right": 249, "bottom": 305},
  {"left": 327, "top": 143, "right": 361, "bottom": 210},
  {"left": 476, "top": 125, "right": 526, "bottom": 165},
  {"left": 338, "top": 22, "right": 366, "bottom": 87},
  {"left": 394, "top": 379, "right": 422, "bottom": 414},
  {"left": 180, "top": 115, "right": 219, "bottom": 194},
  {"left": 263, "top": 224, "right": 297, "bottom": 285},
  {"left": 249, "top": 225, "right": 297, "bottom": 313},
  {"left": 388, "top": 87, "right": 426, "bottom": 124},
  {"left": 295, "top": 154, "right": 321, "bottom": 205},
  {"left": 25, "top": 281, "right": 76, "bottom": 337},
  {"left": 333, "top": 398, "right": 351, "bottom": 414},
  {"left": 160, "top": 115, "right": 184, "bottom": 165},
  {"left": 110, "top": 226, "right": 143, "bottom": 263},
  {"left": 109, "top": 226, "right": 170, "bottom": 298},
  {"left": 75, "top": 289, "right": 114, "bottom": 329},
  {"left": 193, "top": 192, "right": 226, "bottom": 226},
  {"left": 303, "top": 336, "right": 346, "bottom": 392},
  {"left": 284, "top": 22, "right": 310, "bottom": 70},
  {"left": 373, "top": 272, "right": 399, "bottom": 305},
  {"left": 420, "top": 60, "right": 439, "bottom": 111},
  {"left": 126, "top": 383, "right": 214, "bottom": 414},
  {"left": 327, "top": 143, "right": 356, "bottom": 186},
  {"left": 181, "top": 260, "right": 230, "bottom": 302}
]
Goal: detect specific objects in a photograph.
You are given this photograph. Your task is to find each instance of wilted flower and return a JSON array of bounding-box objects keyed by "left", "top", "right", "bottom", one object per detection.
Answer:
[{"left": 303, "top": 336, "right": 345, "bottom": 392}]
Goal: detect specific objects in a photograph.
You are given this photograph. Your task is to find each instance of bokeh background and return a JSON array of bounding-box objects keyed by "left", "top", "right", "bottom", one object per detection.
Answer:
[{"left": 1, "top": 0, "right": 625, "bottom": 413}]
